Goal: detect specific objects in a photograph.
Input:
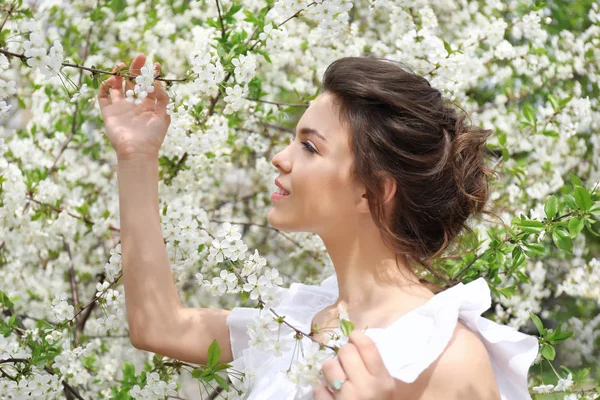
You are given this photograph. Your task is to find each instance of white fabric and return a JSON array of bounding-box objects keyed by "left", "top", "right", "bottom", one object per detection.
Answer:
[{"left": 226, "top": 274, "right": 538, "bottom": 399}]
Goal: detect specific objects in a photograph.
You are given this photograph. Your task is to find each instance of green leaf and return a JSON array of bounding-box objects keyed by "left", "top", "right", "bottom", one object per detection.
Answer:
[
  {"left": 339, "top": 319, "right": 355, "bottom": 337},
  {"left": 241, "top": 290, "right": 249, "bottom": 304},
  {"left": 243, "top": 10, "right": 259, "bottom": 24},
  {"left": 559, "top": 96, "right": 572, "bottom": 108},
  {"left": 550, "top": 331, "right": 573, "bottom": 344},
  {"left": 443, "top": 40, "right": 453, "bottom": 57},
  {"left": 541, "top": 130, "right": 559, "bottom": 138},
  {"left": 552, "top": 228, "right": 573, "bottom": 252},
  {"left": 569, "top": 173, "right": 584, "bottom": 189},
  {"left": 0, "top": 290, "right": 15, "bottom": 309},
  {"left": 544, "top": 195, "right": 558, "bottom": 219},
  {"left": 515, "top": 219, "right": 545, "bottom": 234},
  {"left": 568, "top": 217, "right": 584, "bottom": 238},
  {"left": 529, "top": 312, "right": 544, "bottom": 335},
  {"left": 563, "top": 194, "right": 578, "bottom": 210},
  {"left": 511, "top": 246, "right": 525, "bottom": 268},
  {"left": 207, "top": 339, "right": 221, "bottom": 368},
  {"left": 574, "top": 186, "right": 593, "bottom": 211},
  {"left": 522, "top": 242, "right": 546, "bottom": 257},
  {"left": 522, "top": 103, "right": 536, "bottom": 125},
  {"left": 590, "top": 202, "right": 600, "bottom": 215},
  {"left": 214, "top": 374, "right": 230, "bottom": 391},
  {"left": 110, "top": 0, "right": 127, "bottom": 12},
  {"left": 499, "top": 285, "right": 517, "bottom": 299},
  {"left": 192, "top": 368, "right": 204, "bottom": 379},
  {"left": 123, "top": 362, "right": 135, "bottom": 381},
  {"left": 213, "top": 363, "right": 232, "bottom": 372},
  {"left": 226, "top": 2, "right": 243, "bottom": 18},
  {"left": 548, "top": 93, "right": 559, "bottom": 111},
  {"left": 540, "top": 343, "right": 556, "bottom": 361},
  {"left": 90, "top": 7, "right": 105, "bottom": 21}
]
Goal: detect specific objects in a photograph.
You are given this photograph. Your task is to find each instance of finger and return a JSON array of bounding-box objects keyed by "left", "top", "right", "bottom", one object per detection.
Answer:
[
  {"left": 97, "top": 64, "right": 124, "bottom": 109},
  {"left": 348, "top": 330, "right": 388, "bottom": 377},
  {"left": 108, "top": 63, "right": 125, "bottom": 100},
  {"left": 153, "top": 64, "right": 172, "bottom": 111},
  {"left": 321, "top": 358, "right": 348, "bottom": 397},
  {"left": 145, "top": 62, "right": 161, "bottom": 101},
  {"left": 97, "top": 80, "right": 111, "bottom": 109},
  {"left": 129, "top": 53, "right": 146, "bottom": 77},
  {"left": 338, "top": 342, "right": 370, "bottom": 383},
  {"left": 313, "top": 384, "right": 335, "bottom": 400},
  {"left": 124, "top": 54, "right": 145, "bottom": 92}
]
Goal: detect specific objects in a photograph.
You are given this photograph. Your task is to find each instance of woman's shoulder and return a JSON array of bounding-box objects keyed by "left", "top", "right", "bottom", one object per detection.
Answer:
[
  {"left": 365, "top": 278, "right": 538, "bottom": 399},
  {"left": 395, "top": 322, "right": 500, "bottom": 399}
]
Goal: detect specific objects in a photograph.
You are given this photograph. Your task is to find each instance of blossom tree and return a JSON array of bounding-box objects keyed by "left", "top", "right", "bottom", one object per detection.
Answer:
[{"left": 0, "top": 0, "right": 599, "bottom": 398}]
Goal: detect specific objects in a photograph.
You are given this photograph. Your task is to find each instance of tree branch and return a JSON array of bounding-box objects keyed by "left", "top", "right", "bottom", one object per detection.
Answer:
[
  {"left": 215, "top": 0, "right": 226, "bottom": 38},
  {"left": 0, "top": 1, "right": 15, "bottom": 33},
  {"left": 25, "top": 195, "right": 120, "bottom": 232},
  {"left": 0, "top": 48, "right": 188, "bottom": 83}
]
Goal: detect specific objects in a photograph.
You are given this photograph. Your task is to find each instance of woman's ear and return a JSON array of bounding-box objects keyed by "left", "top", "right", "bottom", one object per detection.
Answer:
[
  {"left": 357, "top": 173, "right": 397, "bottom": 214},
  {"left": 382, "top": 174, "right": 397, "bottom": 205}
]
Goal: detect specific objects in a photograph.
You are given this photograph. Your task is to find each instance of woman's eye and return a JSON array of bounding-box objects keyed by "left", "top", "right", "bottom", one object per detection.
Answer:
[{"left": 301, "top": 141, "right": 317, "bottom": 154}]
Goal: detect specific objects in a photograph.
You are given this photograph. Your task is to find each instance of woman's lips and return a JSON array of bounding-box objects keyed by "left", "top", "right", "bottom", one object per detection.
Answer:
[{"left": 271, "top": 192, "right": 289, "bottom": 201}]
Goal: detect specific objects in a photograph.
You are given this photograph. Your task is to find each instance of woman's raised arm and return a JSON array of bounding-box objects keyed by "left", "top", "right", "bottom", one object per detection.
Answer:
[{"left": 99, "top": 53, "right": 233, "bottom": 365}]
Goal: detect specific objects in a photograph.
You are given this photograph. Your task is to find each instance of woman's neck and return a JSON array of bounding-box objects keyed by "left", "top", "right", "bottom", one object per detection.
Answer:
[{"left": 319, "top": 217, "right": 432, "bottom": 314}]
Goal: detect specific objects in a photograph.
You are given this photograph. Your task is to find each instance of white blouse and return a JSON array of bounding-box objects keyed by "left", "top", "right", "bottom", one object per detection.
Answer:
[{"left": 226, "top": 274, "right": 539, "bottom": 399}]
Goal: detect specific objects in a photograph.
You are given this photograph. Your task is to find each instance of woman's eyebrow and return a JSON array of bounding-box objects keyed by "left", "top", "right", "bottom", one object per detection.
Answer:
[{"left": 293, "top": 127, "right": 328, "bottom": 143}]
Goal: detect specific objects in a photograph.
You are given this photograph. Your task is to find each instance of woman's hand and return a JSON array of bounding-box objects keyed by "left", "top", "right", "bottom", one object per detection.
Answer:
[
  {"left": 97, "top": 53, "right": 171, "bottom": 162},
  {"left": 314, "top": 330, "right": 397, "bottom": 400}
]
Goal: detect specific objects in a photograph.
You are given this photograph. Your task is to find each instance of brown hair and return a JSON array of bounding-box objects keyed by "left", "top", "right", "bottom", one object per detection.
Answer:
[{"left": 321, "top": 57, "right": 499, "bottom": 289}]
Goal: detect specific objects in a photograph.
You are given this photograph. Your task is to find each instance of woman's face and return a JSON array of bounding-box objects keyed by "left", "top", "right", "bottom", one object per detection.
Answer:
[{"left": 267, "top": 92, "right": 367, "bottom": 237}]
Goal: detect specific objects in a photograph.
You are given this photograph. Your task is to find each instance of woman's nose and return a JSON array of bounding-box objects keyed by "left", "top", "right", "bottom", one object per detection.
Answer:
[{"left": 271, "top": 147, "right": 292, "bottom": 172}]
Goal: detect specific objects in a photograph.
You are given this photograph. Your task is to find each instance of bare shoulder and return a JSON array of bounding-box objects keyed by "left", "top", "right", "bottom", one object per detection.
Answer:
[{"left": 395, "top": 322, "right": 500, "bottom": 400}]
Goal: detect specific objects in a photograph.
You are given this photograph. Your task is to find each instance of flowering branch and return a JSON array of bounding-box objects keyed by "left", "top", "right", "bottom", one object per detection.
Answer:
[
  {"left": 47, "top": 24, "right": 94, "bottom": 181},
  {"left": 1, "top": 309, "right": 85, "bottom": 399},
  {"left": 0, "top": 1, "right": 15, "bottom": 33},
  {"left": 0, "top": 48, "right": 189, "bottom": 83},
  {"left": 168, "top": 1, "right": 317, "bottom": 183},
  {"left": 69, "top": 271, "right": 122, "bottom": 325},
  {"left": 24, "top": 195, "right": 120, "bottom": 232},
  {"left": 215, "top": 0, "right": 226, "bottom": 38},
  {"left": 62, "top": 236, "right": 81, "bottom": 347},
  {"left": 245, "top": 97, "right": 309, "bottom": 108}
]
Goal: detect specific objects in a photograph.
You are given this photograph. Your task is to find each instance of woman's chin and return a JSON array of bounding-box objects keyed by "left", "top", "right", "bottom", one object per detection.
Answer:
[{"left": 266, "top": 209, "right": 296, "bottom": 232}]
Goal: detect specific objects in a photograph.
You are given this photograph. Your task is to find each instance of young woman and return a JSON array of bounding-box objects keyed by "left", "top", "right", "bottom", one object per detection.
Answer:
[{"left": 98, "top": 53, "right": 538, "bottom": 399}]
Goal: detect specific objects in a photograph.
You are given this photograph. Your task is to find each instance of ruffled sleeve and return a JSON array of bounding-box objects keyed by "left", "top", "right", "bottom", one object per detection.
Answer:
[
  {"left": 226, "top": 306, "right": 262, "bottom": 360},
  {"left": 364, "top": 278, "right": 538, "bottom": 400},
  {"left": 226, "top": 274, "right": 339, "bottom": 361}
]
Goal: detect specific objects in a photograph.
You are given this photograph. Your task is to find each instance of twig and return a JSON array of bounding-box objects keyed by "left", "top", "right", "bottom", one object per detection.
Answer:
[
  {"left": 215, "top": 0, "right": 226, "bottom": 38},
  {"left": 245, "top": 97, "right": 309, "bottom": 108},
  {"left": 62, "top": 237, "right": 81, "bottom": 347},
  {"left": 69, "top": 272, "right": 122, "bottom": 325},
  {"left": 0, "top": 1, "right": 15, "bottom": 33},
  {"left": 25, "top": 195, "right": 120, "bottom": 232},
  {"left": 0, "top": 49, "right": 188, "bottom": 83},
  {"left": 451, "top": 211, "right": 574, "bottom": 282},
  {"left": 48, "top": 25, "right": 94, "bottom": 177}
]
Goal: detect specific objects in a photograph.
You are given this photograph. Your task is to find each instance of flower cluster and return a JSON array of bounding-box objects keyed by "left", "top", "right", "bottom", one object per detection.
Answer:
[
  {"left": 21, "top": 21, "right": 63, "bottom": 79},
  {"left": 130, "top": 372, "right": 178, "bottom": 399},
  {"left": 532, "top": 373, "right": 573, "bottom": 394},
  {"left": 125, "top": 64, "right": 156, "bottom": 104},
  {"left": 50, "top": 292, "right": 74, "bottom": 323},
  {"left": 191, "top": 52, "right": 226, "bottom": 98}
]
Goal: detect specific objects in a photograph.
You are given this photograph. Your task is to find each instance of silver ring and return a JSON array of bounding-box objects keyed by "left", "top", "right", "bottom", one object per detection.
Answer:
[{"left": 328, "top": 378, "right": 346, "bottom": 392}]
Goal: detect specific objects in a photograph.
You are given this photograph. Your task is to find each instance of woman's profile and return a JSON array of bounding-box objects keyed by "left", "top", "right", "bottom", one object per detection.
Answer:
[{"left": 98, "top": 53, "right": 538, "bottom": 399}]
